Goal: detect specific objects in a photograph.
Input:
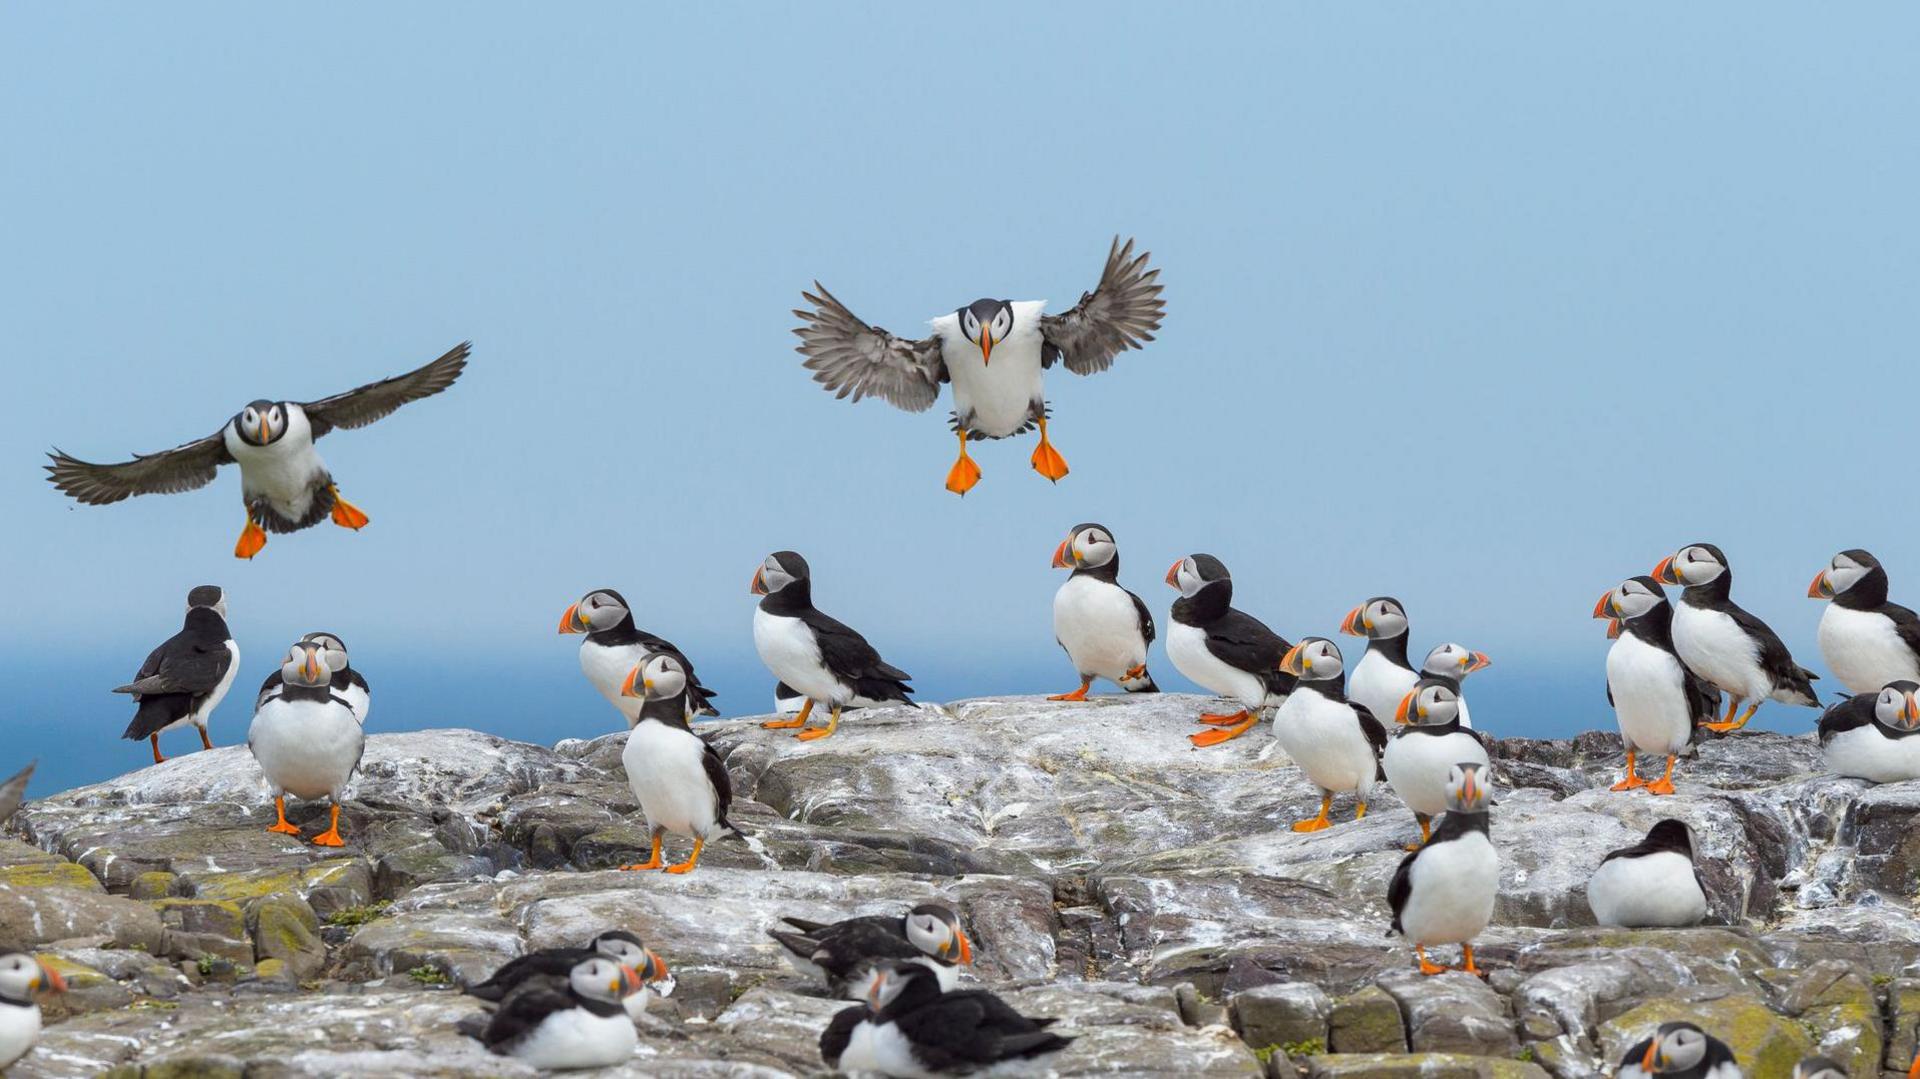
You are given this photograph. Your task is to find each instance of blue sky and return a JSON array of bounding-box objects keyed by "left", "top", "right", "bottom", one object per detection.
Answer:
[{"left": 4, "top": 4, "right": 1916, "bottom": 793}]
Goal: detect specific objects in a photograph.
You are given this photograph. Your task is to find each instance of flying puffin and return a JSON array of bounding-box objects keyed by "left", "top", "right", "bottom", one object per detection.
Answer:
[
  {"left": 793, "top": 237, "right": 1165, "bottom": 495},
  {"left": 1164, "top": 554, "right": 1294, "bottom": 747},
  {"left": 1385, "top": 679, "right": 1490, "bottom": 849},
  {"left": 466, "top": 932, "right": 667, "bottom": 1022},
  {"left": 116, "top": 585, "right": 239, "bottom": 764},
  {"left": 47, "top": 342, "right": 469, "bottom": 558},
  {"left": 1653, "top": 543, "right": 1820, "bottom": 731},
  {"left": 1617, "top": 1021, "right": 1740, "bottom": 1078},
  {"left": 0, "top": 953, "right": 65, "bottom": 1071},
  {"left": 1416, "top": 643, "right": 1490, "bottom": 730},
  {"left": 1809, "top": 549, "right": 1920, "bottom": 694},
  {"left": 1595, "top": 576, "right": 1722, "bottom": 794},
  {"left": 1048, "top": 522, "right": 1157, "bottom": 700},
  {"left": 477, "top": 957, "right": 644, "bottom": 1070},
  {"left": 255, "top": 632, "right": 370, "bottom": 724},
  {"left": 247, "top": 639, "right": 364, "bottom": 847},
  {"left": 558, "top": 589, "right": 717, "bottom": 728},
  {"left": 1818, "top": 680, "right": 1920, "bottom": 783},
  {"left": 821, "top": 961, "right": 1074, "bottom": 1076},
  {"left": 751, "top": 551, "right": 914, "bottom": 741},
  {"left": 769, "top": 903, "right": 972, "bottom": 999},
  {"left": 617, "top": 652, "right": 739, "bottom": 874},
  {"left": 1273, "top": 638, "right": 1388, "bottom": 832},
  {"left": 1387, "top": 762, "right": 1497, "bottom": 977},
  {"left": 1340, "top": 596, "right": 1418, "bottom": 727},
  {"left": 1586, "top": 818, "right": 1708, "bottom": 929}
]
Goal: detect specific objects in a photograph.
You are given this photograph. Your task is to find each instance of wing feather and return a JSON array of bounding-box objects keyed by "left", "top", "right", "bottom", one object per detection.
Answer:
[
  {"left": 302, "top": 342, "right": 470, "bottom": 438},
  {"left": 45, "top": 431, "right": 231, "bottom": 506},
  {"left": 793, "top": 283, "right": 945, "bottom": 412},
  {"left": 1039, "top": 236, "right": 1166, "bottom": 375}
]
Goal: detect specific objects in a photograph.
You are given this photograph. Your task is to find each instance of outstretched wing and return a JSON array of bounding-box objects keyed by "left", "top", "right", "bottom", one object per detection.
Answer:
[
  {"left": 793, "top": 283, "right": 946, "bottom": 412},
  {"left": 1039, "top": 236, "right": 1166, "bottom": 375},
  {"left": 0, "top": 763, "right": 32, "bottom": 827},
  {"left": 302, "top": 341, "right": 471, "bottom": 438},
  {"left": 46, "top": 430, "right": 232, "bottom": 506}
]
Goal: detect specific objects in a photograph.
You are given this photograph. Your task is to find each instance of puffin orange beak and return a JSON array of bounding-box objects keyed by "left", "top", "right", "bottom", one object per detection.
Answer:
[
  {"left": 1905, "top": 692, "right": 1920, "bottom": 725},
  {"left": 1394, "top": 691, "right": 1414, "bottom": 725},
  {"left": 1809, "top": 570, "right": 1832, "bottom": 599},
  {"left": 558, "top": 602, "right": 584, "bottom": 634},
  {"left": 1652, "top": 555, "right": 1679, "bottom": 585},
  {"left": 256, "top": 414, "right": 274, "bottom": 444},
  {"left": 1468, "top": 652, "right": 1492, "bottom": 673},
  {"left": 615, "top": 964, "right": 640, "bottom": 995},
  {"left": 1643, "top": 1038, "right": 1661, "bottom": 1072},
  {"left": 751, "top": 568, "right": 768, "bottom": 596},
  {"left": 956, "top": 930, "right": 973, "bottom": 965},
  {"left": 979, "top": 329, "right": 993, "bottom": 365},
  {"left": 1593, "top": 591, "right": 1616, "bottom": 619},
  {"left": 1607, "top": 618, "right": 1623, "bottom": 639},
  {"left": 1280, "top": 643, "right": 1305, "bottom": 674},
  {"left": 1052, "top": 540, "right": 1071, "bottom": 569},
  {"left": 1165, "top": 561, "right": 1181, "bottom": 588},
  {"left": 36, "top": 962, "right": 65, "bottom": 994},
  {"left": 620, "top": 666, "right": 643, "bottom": 698},
  {"left": 1460, "top": 771, "right": 1479, "bottom": 806},
  {"left": 645, "top": 950, "right": 670, "bottom": 983},
  {"left": 1909, "top": 1045, "right": 1920, "bottom": 1079},
  {"left": 301, "top": 649, "right": 320, "bottom": 683},
  {"left": 1339, "top": 605, "right": 1364, "bottom": 636}
]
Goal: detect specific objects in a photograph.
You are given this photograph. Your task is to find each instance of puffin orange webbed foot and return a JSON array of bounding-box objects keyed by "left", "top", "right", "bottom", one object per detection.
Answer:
[
  {"left": 1048, "top": 680, "right": 1091, "bottom": 702},
  {"left": 328, "top": 486, "right": 370, "bottom": 530},
  {"left": 234, "top": 518, "right": 267, "bottom": 560}
]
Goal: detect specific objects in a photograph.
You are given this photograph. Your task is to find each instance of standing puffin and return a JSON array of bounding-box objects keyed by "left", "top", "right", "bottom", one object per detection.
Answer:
[
  {"left": 1595, "top": 576, "right": 1722, "bottom": 794},
  {"left": 116, "top": 585, "right": 239, "bottom": 764},
  {"left": 1340, "top": 597, "right": 1418, "bottom": 727},
  {"left": 1048, "top": 522, "right": 1157, "bottom": 700},
  {"left": 769, "top": 903, "right": 972, "bottom": 999},
  {"left": 477, "top": 957, "right": 644, "bottom": 1071},
  {"left": 821, "top": 961, "right": 1074, "bottom": 1077},
  {"left": 1653, "top": 543, "right": 1819, "bottom": 731},
  {"left": 617, "top": 652, "right": 738, "bottom": 874},
  {"left": 1818, "top": 681, "right": 1920, "bottom": 783},
  {"left": 1385, "top": 679, "right": 1490, "bottom": 849},
  {"left": 751, "top": 551, "right": 914, "bottom": 741},
  {"left": 1587, "top": 819, "right": 1708, "bottom": 929},
  {"left": 256, "top": 632, "right": 370, "bottom": 724},
  {"left": 1617, "top": 1021, "right": 1740, "bottom": 1078},
  {"left": 1809, "top": 549, "right": 1920, "bottom": 693},
  {"left": 1388, "top": 762, "right": 1497, "bottom": 977},
  {"left": 1272, "top": 638, "right": 1388, "bottom": 832},
  {"left": 247, "top": 640, "right": 365, "bottom": 847},
  {"left": 558, "top": 589, "right": 716, "bottom": 728},
  {"left": 1164, "top": 554, "right": 1294, "bottom": 747},
  {"left": 466, "top": 930, "right": 664, "bottom": 1021},
  {"left": 793, "top": 237, "right": 1165, "bottom": 495},
  {"left": 0, "top": 953, "right": 65, "bottom": 1071},
  {"left": 1416, "top": 643, "right": 1490, "bottom": 730},
  {"left": 47, "top": 342, "right": 469, "bottom": 558}
]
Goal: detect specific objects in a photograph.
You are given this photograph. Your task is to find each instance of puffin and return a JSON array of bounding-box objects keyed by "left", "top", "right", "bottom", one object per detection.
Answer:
[
  {"left": 1790, "top": 1059, "right": 1846, "bottom": 1079},
  {"left": 768, "top": 903, "right": 972, "bottom": 999},
  {"left": 1416, "top": 643, "right": 1491, "bottom": 730},
  {"left": 116, "top": 584, "right": 239, "bottom": 763},
  {"left": 1384, "top": 679, "right": 1490, "bottom": 849},
  {"left": 1387, "top": 762, "right": 1497, "bottom": 977},
  {"left": 1809, "top": 549, "right": 1920, "bottom": 694},
  {"left": 1048, "top": 522, "right": 1157, "bottom": 700},
  {"left": 821, "top": 960, "right": 1074, "bottom": 1076},
  {"left": 1817, "top": 680, "right": 1920, "bottom": 783},
  {"left": 0, "top": 764, "right": 30, "bottom": 830},
  {"left": 1272, "top": 638, "right": 1388, "bottom": 832},
  {"left": 793, "top": 237, "right": 1165, "bottom": 495},
  {"left": 255, "top": 632, "right": 370, "bottom": 724},
  {"left": 1587, "top": 819, "right": 1708, "bottom": 928},
  {"left": 1164, "top": 554, "right": 1294, "bottom": 747},
  {"left": 558, "top": 589, "right": 716, "bottom": 728},
  {"left": 1617, "top": 1021, "right": 1740, "bottom": 1078},
  {"left": 751, "top": 551, "right": 914, "bottom": 741},
  {"left": 1595, "top": 576, "right": 1722, "bottom": 794},
  {"left": 0, "top": 953, "right": 65, "bottom": 1071},
  {"left": 247, "top": 639, "right": 365, "bottom": 847},
  {"left": 1653, "top": 543, "right": 1819, "bottom": 731},
  {"left": 47, "top": 342, "right": 469, "bottom": 558},
  {"left": 1340, "top": 596, "right": 1418, "bottom": 728},
  {"left": 477, "top": 957, "right": 644, "bottom": 1071},
  {"left": 465, "top": 930, "right": 666, "bottom": 1021},
  {"left": 617, "top": 652, "right": 739, "bottom": 874}
]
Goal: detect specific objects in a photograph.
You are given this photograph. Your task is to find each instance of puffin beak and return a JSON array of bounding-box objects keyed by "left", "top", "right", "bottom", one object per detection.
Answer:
[
  {"left": 1593, "top": 591, "right": 1616, "bottom": 619},
  {"left": 1394, "top": 692, "right": 1414, "bottom": 725},
  {"left": 1339, "top": 605, "right": 1364, "bottom": 636},
  {"left": 1280, "top": 644, "right": 1305, "bottom": 675},
  {"left": 558, "top": 602, "right": 584, "bottom": 634},
  {"left": 750, "top": 568, "right": 768, "bottom": 596},
  {"left": 979, "top": 329, "right": 993, "bottom": 365},
  {"left": 1909, "top": 1046, "right": 1920, "bottom": 1079},
  {"left": 620, "top": 667, "right": 642, "bottom": 698},
  {"left": 1644, "top": 1039, "right": 1661, "bottom": 1072},
  {"left": 1165, "top": 561, "right": 1181, "bottom": 588},
  {"left": 1607, "top": 618, "right": 1623, "bottom": 639},
  {"left": 301, "top": 649, "right": 320, "bottom": 683},
  {"left": 1052, "top": 540, "right": 1071, "bottom": 569},
  {"left": 1652, "top": 555, "right": 1679, "bottom": 585},
  {"left": 36, "top": 962, "right": 65, "bottom": 994},
  {"left": 645, "top": 950, "right": 670, "bottom": 983},
  {"left": 1460, "top": 771, "right": 1479, "bottom": 806},
  {"left": 1906, "top": 692, "right": 1920, "bottom": 725},
  {"left": 616, "top": 964, "right": 640, "bottom": 995},
  {"left": 256, "top": 414, "right": 273, "bottom": 444},
  {"left": 1468, "top": 652, "right": 1492, "bottom": 673},
  {"left": 1809, "top": 570, "right": 1832, "bottom": 599},
  {"left": 956, "top": 930, "right": 973, "bottom": 965}
]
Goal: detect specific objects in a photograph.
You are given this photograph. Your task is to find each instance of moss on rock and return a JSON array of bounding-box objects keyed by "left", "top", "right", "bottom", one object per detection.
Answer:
[{"left": 0, "top": 861, "right": 103, "bottom": 891}]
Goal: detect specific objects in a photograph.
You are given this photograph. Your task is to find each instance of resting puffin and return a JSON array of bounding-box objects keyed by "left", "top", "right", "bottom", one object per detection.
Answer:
[
  {"left": 1654, "top": 543, "right": 1819, "bottom": 731},
  {"left": 1416, "top": 643, "right": 1490, "bottom": 730},
  {"left": 618, "top": 652, "right": 738, "bottom": 874},
  {"left": 0, "top": 953, "right": 65, "bottom": 1071},
  {"left": 558, "top": 589, "right": 716, "bottom": 728},
  {"left": 1164, "top": 554, "right": 1294, "bottom": 747},
  {"left": 1617, "top": 1021, "right": 1740, "bottom": 1078},
  {"left": 1809, "top": 549, "right": 1920, "bottom": 694},
  {"left": 465, "top": 930, "right": 663, "bottom": 1018},
  {"left": 793, "top": 237, "right": 1165, "bottom": 495},
  {"left": 256, "top": 632, "right": 370, "bottom": 724},
  {"left": 769, "top": 903, "right": 972, "bottom": 999},
  {"left": 116, "top": 585, "right": 238, "bottom": 763},
  {"left": 1049, "top": 522, "right": 1156, "bottom": 700},
  {"left": 1587, "top": 818, "right": 1708, "bottom": 929},
  {"left": 821, "top": 961, "right": 1073, "bottom": 1076},
  {"left": 1595, "top": 576, "right": 1722, "bottom": 794},
  {"left": 1385, "top": 679, "right": 1490, "bottom": 849},
  {"left": 1340, "top": 596, "right": 1418, "bottom": 725},
  {"left": 751, "top": 551, "right": 914, "bottom": 741},
  {"left": 477, "top": 957, "right": 644, "bottom": 1070},
  {"left": 1273, "top": 638, "right": 1388, "bottom": 832},
  {"left": 1818, "top": 680, "right": 1920, "bottom": 783},
  {"left": 47, "top": 342, "right": 469, "bottom": 558},
  {"left": 247, "top": 640, "right": 364, "bottom": 847},
  {"left": 1388, "top": 762, "right": 1497, "bottom": 977}
]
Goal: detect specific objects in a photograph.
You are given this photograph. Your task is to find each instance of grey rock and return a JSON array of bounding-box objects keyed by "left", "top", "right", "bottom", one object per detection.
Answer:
[
  {"left": 1377, "top": 969, "right": 1517, "bottom": 1057},
  {"left": 1232, "top": 980, "right": 1332, "bottom": 1053},
  {"left": 1329, "top": 984, "right": 1407, "bottom": 1053}
]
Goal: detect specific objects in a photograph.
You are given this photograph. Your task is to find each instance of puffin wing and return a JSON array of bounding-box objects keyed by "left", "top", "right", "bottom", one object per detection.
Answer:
[
  {"left": 1726, "top": 603, "right": 1818, "bottom": 700},
  {"left": 1354, "top": 704, "right": 1389, "bottom": 777},
  {"left": 803, "top": 610, "right": 913, "bottom": 688},
  {"left": 701, "top": 739, "right": 735, "bottom": 830},
  {"left": 1684, "top": 668, "right": 1721, "bottom": 726},
  {"left": 820, "top": 1004, "right": 868, "bottom": 1068},
  {"left": 1385, "top": 846, "right": 1417, "bottom": 935},
  {"left": 894, "top": 993, "right": 993, "bottom": 1070},
  {"left": 1038, "top": 236, "right": 1166, "bottom": 375},
  {"left": 46, "top": 429, "right": 232, "bottom": 506},
  {"left": 480, "top": 985, "right": 575, "bottom": 1052},
  {"left": 465, "top": 950, "right": 584, "bottom": 1002},
  {"left": 1203, "top": 610, "right": 1288, "bottom": 674},
  {"left": 793, "top": 283, "right": 946, "bottom": 412},
  {"left": 301, "top": 341, "right": 470, "bottom": 439},
  {"left": 1126, "top": 587, "right": 1157, "bottom": 646},
  {"left": 116, "top": 635, "right": 233, "bottom": 696},
  {"left": 1815, "top": 693, "right": 1873, "bottom": 747},
  {"left": 255, "top": 670, "right": 284, "bottom": 710},
  {"left": 1883, "top": 601, "right": 1920, "bottom": 662},
  {"left": 0, "top": 763, "right": 31, "bottom": 827},
  {"left": 636, "top": 631, "right": 719, "bottom": 715}
]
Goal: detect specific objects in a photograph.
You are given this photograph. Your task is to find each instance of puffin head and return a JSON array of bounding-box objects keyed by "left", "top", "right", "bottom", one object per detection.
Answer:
[
  {"left": 1340, "top": 596, "right": 1406, "bottom": 641},
  {"left": 1166, "top": 553, "right": 1227, "bottom": 598},
  {"left": 300, "top": 632, "right": 350, "bottom": 673},
  {"left": 1809, "top": 548, "right": 1880, "bottom": 600},
  {"left": 186, "top": 584, "right": 228, "bottom": 618},
  {"left": 1280, "top": 637, "right": 1343, "bottom": 682},
  {"left": 903, "top": 903, "right": 972, "bottom": 966},
  {"left": 1639, "top": 1021, "right": 1711, "bottom": 1074},
  {"left": 1395, "top": 679, "right": 1459, "bottom": 726},
  {"left": 1643, "top": 818, "right": 1695, "bottom": 857},
  {"left": 751, "top": 551, "right": 809, "bottom": 597},
  {"left": 0, "top": 953, "right": 65, "bottom": 1000},
  {"left": 233, "top": 400, "right": 290, "bottom": 447},
  {"left": 956, "top": 299, "right": 1014, "bottom": 365},
  {"left": 280, "top": 640, "right": 331, "bottom": 688},
  {"left": 620, "top": 651, "right": 687, "bottom": 702},
  {"left": 1053, "top": 523, "right": 1117, "bottom": 570},
  {"left": 1422, "top": 642, "right": 1491, "bottom": 679},
  {"left": 1594, "top": 576, "right": 1666, "bottom": 630},
  {"left": 865, "top": 960, "right": 939, "bottom": 1014},
  {"left": 1873, "top": 681, "right": 1920, "bottom": 732},
  {"left": 1442, "top": 761, "right": 1493, "bottom": 813},
  {"left": 1652, "top": 543, "right": 1727, "bottom": 588},
  {"left": 559, "top": 589, "right": 629, "bottom": 635},
  {"left": 1792, "top": 1056, "right": 1850, "bottom": 1079},
  {"left": 568, "top": 956, "right": 641, "bottom": 1005}
]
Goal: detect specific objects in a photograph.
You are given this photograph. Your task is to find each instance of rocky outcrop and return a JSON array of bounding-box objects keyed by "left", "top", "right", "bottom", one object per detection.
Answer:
[{"left": 1, "top": 695, "right": 1918, "bottom": 1076}]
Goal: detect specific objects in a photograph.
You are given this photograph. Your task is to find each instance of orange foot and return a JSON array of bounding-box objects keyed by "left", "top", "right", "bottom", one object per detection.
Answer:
[
  {"left": 945, "top": 453, "right": 982, "bottom": 496},
  {"left": 266, "top": 797, "right": 302, "bottom": 835},
  {"left": 1610, "top": 775, "right": 1646, "bottom": 792},
  {"left": 235, "top": 518, "right": 267, "bottom": 560},
  {"left": 1645, "top": 776, "right": 1676, "bottom": 796},
  {"left": 1190, "top": 714, "right": 1256, "bottom": 747},
  {"left": 663, "top": 839, "right": 705, "bottom": 875},
  {"left": 1030, "top": 437, "right": 1069, "bottom": 483},
  {"left": 310, "top": 828, "right": 345, "bottom": 847},
  {"left": 1291, "top": 817, "right": 1332, "bottom": 833},
  {"left": 760, "top": 716, "right": 808, "bottom": 729},
  {"left": 1702, "top": 718, "right": 1748, "bottom": 733},
  {"left": 329, "top": 487, "right": 370, "bottom": 530},
  {"left": 795, "top": 725, "right": 837, "bottom": 742},
  {"left": 619, "top": 858, "right": 664, "bottom": 871},
  {"left": 1123, "top": 663, "right": 1149, "bottom": 681},
  {"left": 1198, "top": 710, "right": 1251, "bottom": 726},
  {"left": 1458, "top": 946, "right": 1486, "bottom": 978},
  {"left": 1415, "top": 947, "right": 1447, "bottom": 976},
  {"left": 1048, "top": 682, "right": 1091, "bottom": 702},
  {"left": 267, "top": 820, "right": 302, "bottom": 836}
]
